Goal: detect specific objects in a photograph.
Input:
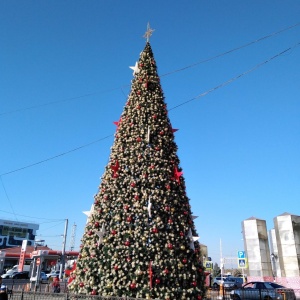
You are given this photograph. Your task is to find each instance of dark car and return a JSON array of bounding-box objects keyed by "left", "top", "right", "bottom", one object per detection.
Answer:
[
  {"left": 10, "top": 271, "right": 29, "bottom": 279},
  {"left": 230, "top": 281, "right": 296, "bottom": 300}
]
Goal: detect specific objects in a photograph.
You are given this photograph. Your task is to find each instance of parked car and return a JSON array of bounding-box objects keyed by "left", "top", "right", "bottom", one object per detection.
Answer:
[
  {"left": 46, "top": 270, "right": 64, "bottom": 279},
  {"left": 10, "top": 271, "right": 29, "bottom": 279},
  {"left": 223, "top": 277, "right": 244, "bottom": 290},
  {"left": 40, "top": 272, "right": 48, "bottom": 283},
  {"left": 1, "top": 271, "right": 18, "bottom": 279},
  {"left": 213, "top": 275, "right": 233, "bottom": 289},
  {"left": 230, "top": 281, "right": 296, "bottom": 300},
  {"left": 30, "top": 271, "right": 48, "bottom": 284}
]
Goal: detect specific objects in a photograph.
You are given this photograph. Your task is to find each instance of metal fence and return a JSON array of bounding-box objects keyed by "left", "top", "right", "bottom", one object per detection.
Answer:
[{"left": 3, "top": 285, "right": 300, "bottom": 300}]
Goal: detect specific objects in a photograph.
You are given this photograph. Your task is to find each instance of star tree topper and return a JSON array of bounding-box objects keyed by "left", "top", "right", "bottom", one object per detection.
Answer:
[{"left": 143, "top": 22, "right": 155, "bottom": 42}]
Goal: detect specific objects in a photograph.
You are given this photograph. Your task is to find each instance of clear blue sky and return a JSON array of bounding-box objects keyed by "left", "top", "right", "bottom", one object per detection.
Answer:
[{"left": 1, "top": 1, "right": 299, "bottom": 267}]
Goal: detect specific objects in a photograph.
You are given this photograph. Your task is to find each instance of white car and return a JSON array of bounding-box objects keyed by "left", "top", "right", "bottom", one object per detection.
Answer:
[{"left": 46, "top": 270, "right": 63, "bottom": 279}]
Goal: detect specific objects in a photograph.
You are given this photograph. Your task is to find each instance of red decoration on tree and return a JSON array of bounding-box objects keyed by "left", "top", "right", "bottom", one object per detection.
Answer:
[
  {"left": 172, "top": 166, "right": 183, "bottom": 184},
  {"left": 152, "top": 227, "right": 158, "bottom": 233},
  {"left": 111, "top": 160, "right": 119, "bottom": 178},
  {"left": 130, "top": 282, "right": 136, "bottom": 289},
  {"left": 192, "top": 281, "right": 197, "bottom": 287},
  {"left": 113, "top": 118, "right": 122, "bottom": 131},
  {"left": 111, "top": 229, "right": 117, "bottom": 235},
  {"left": 164, "top": 268, "right": 169, "bottom": 274},
  {"left": 114, "top": 265, "right": 119, "bottom": 271},
  {"left": 130, "top": 182, "right": 136, "bottom": 187},
  {"left": 167, "top": 243, "right": 173, "bottom": 249},
  {"left": 126, "top": 216, "right": 132, "bottom": 223},
  {"left": 182, "top": 258, "right": 187, "bottom": 264},
  {"left": 79, "top": 282, "right": 84, "bottom": 287},
  {"left": 155, "top": 278, "right": 161, "bottom": 284},
  {"left": 95, "top": 222, "right": 100, "bottom": 228},
  {"left": 124, "top": 240, "right": 130, "bottom": 246},
  {"left": 149, "top": 261, "right": 153, "bottom": 289},
  {"left": 91, "top": 290, "right": 97, "bottom": 295},
  {"left": 136, "top": 137, "right": 142, "bottom": 142}
]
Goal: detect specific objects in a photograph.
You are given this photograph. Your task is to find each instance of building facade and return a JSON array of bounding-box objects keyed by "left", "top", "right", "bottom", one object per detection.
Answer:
[{"left": 0, "top": 219, "right": 39, "bottom": 249}]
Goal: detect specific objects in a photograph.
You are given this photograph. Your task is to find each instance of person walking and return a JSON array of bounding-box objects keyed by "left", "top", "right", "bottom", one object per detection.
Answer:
[
  {"left": 52, "top": 275, "right": 60, "bottom": 293},
  {"left": 0, "top": 277, "right": 8, "bottom": 300}
]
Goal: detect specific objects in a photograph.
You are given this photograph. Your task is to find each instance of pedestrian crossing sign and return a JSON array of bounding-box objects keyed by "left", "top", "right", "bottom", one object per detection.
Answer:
[{"left": 238, "top": 258, "right": 247, "bottom": 268}]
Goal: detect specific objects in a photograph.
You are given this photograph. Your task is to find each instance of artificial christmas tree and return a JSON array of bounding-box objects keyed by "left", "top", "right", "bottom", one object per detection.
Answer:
[{"left": 69, "top": 27, "right": 206, "bottom": 299}]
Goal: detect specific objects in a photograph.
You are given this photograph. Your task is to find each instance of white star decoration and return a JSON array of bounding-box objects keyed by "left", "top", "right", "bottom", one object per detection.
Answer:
[
  {"left": 83, "top": 204, "right": 95, "bottom": 223},
  {"left": 147, "top": 199, "right": 152, "bottom": 218},
  {"left": 129, "top": 61, "right": 140, "bottom": 76},
  {"left": 187, "top": 228, "right": 200, "bottom": 250},
  {"left": 96, "top": 223, "right": 106, "bottom": 245}
]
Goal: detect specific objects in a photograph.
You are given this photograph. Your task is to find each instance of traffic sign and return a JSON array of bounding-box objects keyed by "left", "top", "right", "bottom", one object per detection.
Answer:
[
  {"left": 237, "top": 251, "right": 245, "bottom": 258},
  {"left": 205, "top": 261, "right": 213, "bottom": 270},
  {"left": 238, "top": 258, "right": 247, "bottom": 268}
]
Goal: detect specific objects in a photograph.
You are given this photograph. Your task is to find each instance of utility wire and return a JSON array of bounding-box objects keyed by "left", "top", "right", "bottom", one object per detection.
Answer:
[
  {"left": 1, "top": 22, "right": 299, "bottom": 117},
  {"left": 0, "top": 176, "right": 18, "bottom": 221},
  {"left": 0, "top": 41, "right": 299, "bottom": 178},
  {"left": 0, "top": 208, "right": 65, "bottom": 222},
  {"left": 0, "top": 134, "right": 113, "bottom": 176},
  {"left": 169, "top": 42, "right": 300, "bottom": 110}
]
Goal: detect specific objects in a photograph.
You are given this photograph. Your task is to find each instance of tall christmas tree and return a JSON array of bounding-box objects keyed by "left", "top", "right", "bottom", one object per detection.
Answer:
[{"left": 69, "top": 26, "right": 206, "bottom": 299}]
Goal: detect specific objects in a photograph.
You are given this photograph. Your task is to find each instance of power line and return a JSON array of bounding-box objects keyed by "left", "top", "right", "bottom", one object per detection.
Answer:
[
  {"left": 0, "top": 41, "right": 299, "bottom": 178},
  {"left": 1, "top": 22, "right": 299, "bottom": 117},
  {"left": 0, "top": 134, "right": 113, "bottom": 176}
]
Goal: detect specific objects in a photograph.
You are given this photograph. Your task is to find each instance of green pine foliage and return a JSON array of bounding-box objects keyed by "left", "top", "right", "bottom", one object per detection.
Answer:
[{"left": 69, "top": 42, "right": 206, "bottom": 300}]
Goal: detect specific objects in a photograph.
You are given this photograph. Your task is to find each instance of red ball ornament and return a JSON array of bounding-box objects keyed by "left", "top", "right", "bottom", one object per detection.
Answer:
[
  {"left": 164, "top": 268, "right": 169, "bottom": 274},
  {"left": 79, "top": 282, "right": 84, "bottom": 287},
  {"left": 126, "top": 216, "right": 132, "bottom": 223},
  {"left": 130, "top": 182, "right": 136, "bottom": 187},
  {"left": 152, "top": 227, "right": 158, "bottom": 233},
  {"left": 94, "top": 199, "right": 99, "bottom": 205},
  {"left": 126, "top": 256, "right": 131, "bottom": 262},
  {"left": 180, "top": 231, "right": 184, "bottom": 236},
  {"left": 124, "top": 240, "right": 130, "bottom": 246},
  {"left": 136, "top": 137, "right": 141, "bottom": 142},
  {"left": 134, "top": 195, "right": 139, "bottom": 200},
  {"left": 111, "top": 229, "right": 117, "bottom": 235},
  {"left": 168, "top": 218, "right": 173, "bottom": 224},
  {"left": 152, "top": 114, "right": 157, "bottom": 119},
  {"left": 124, "top": 205, "right": 129, "bottom": 210},
  {"left": 87, "top": 230, "right": 93, "bottom": 236},
  {"left": 130, "top": 282, "right": 136, "bottom": 289},
  {"left": 192, "top": 281, "right": 197, "bottom": 287},
  {"left": 198, "top": 296, "right": 202, "bottom": 300},
  {"left": 182, "top": 258, "right": 187, "bottom": 264},
  {"left": 184, "top": 211, "right": 188, "bottom": 215},
  {"left": 95, "top": 222, "right": 100, "bottom": 228},
  {"left": 91, "top": 290, "right": 97, "bottom": 295},
  {"left": 167, "top": 243, "right": 173, "bottom": 249},
  {"left": 159, "top": 131, "right": 164, "bottom": 135},
  {"left": 114, "top": 265, "right": 119, "bottom": 271},
  {"left": 165, "top": 206, "right": 170, "bottom": 211},
  {"left": 155, "top": 278, "right": 161, "bottom": 284}
]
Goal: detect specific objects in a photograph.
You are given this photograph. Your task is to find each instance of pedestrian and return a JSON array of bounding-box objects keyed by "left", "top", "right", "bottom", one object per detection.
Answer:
[
  {"left": 52, "top": 275, "right": 60, "bottom": 293},
  {"left": 0, "top": 277, "right": 8, "bottom": 300}
]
